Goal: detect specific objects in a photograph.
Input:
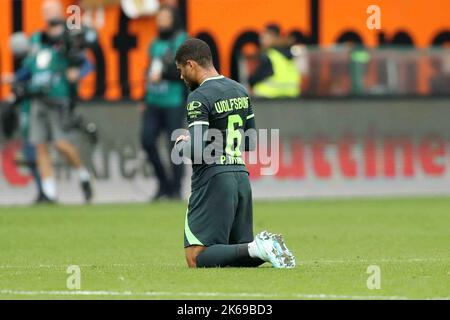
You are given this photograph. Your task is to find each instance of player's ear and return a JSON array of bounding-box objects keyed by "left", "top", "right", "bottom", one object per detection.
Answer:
[{"left": 186, "top": 60, "right": 194, "bottom": 69}]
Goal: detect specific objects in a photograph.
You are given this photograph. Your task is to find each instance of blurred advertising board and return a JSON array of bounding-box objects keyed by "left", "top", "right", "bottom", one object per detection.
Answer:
[{"left": 2, "top": 98, "right": 450, "bottom": 204}]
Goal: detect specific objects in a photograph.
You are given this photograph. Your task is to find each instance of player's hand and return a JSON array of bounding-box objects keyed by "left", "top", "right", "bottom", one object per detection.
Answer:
[
  {"left": 66, "top": 67, "right": 81, "bottom": 82},
  {"left": 138, "top": 102, "right": 146, "bottom": 113},
  {"left": 149, "top": 72, "right": 162, "bottom": 84},
  {"left": 175, "top": 134, "right": 190, "bottom": 145}
]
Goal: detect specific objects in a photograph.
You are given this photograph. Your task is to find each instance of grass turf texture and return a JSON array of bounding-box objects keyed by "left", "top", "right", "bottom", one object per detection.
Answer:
[{"left": 0, "top": 197, "right": 449, "bottom": 300}]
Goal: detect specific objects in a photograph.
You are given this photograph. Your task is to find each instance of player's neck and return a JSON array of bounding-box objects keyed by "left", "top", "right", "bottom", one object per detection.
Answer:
[{"left": 198, "top": 68, "right": 221, "bottom": 86}]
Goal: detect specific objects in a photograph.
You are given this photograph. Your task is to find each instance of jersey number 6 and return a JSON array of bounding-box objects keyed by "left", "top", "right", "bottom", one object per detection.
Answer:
[{"left": 225, "top": 114, "right": 243, "bottom": 158}]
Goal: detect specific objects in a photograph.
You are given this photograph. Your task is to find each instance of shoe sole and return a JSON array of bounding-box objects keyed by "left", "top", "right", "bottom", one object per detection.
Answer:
[{"left": 268, "top": 233, "right": 296, "bottom": 269}]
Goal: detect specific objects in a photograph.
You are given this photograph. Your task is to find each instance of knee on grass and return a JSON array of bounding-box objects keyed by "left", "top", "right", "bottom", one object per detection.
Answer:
[{"left": 185, "top": 245, "right": 206, "bottom": 268}]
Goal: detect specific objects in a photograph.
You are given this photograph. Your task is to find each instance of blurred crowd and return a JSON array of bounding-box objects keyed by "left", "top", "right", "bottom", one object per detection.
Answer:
[{"left": 241, "top": 28, "right": 450, "bottom": 97}]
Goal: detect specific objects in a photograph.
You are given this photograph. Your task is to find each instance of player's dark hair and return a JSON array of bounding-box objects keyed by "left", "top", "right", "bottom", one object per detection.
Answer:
[
  {"left": 265, "top": 23, "right": 281, "bottom": 36},
  {"left": 175, "top": 38, "right": 213, "bottom": 67}
]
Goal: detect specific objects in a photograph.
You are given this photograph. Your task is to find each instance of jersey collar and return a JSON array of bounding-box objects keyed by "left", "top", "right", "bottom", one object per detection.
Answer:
[{"left": 199, "top": 75, "right": 225, "bottom": 87}]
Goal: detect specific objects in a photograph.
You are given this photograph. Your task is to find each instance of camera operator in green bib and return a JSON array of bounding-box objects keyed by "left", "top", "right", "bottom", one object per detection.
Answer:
[{"left": 23, "top": 0, "right": 93, "bottom": 203}]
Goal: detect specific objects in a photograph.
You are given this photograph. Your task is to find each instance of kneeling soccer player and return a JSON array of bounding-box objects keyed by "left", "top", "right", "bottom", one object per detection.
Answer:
[{"left": 173, "top": 38, "right": 295, "bottom": 268}]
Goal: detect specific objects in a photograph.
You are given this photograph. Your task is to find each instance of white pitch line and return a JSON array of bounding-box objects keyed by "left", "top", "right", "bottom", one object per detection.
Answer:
[
  {"left": 0, "top": 289, "right": 422, "bottom": 300},
  {"left": 301, "top": 257, "right": 450, "bottom": 264},
  {"left": 0, "top": 257, "right": 448, "bottom": 269}
]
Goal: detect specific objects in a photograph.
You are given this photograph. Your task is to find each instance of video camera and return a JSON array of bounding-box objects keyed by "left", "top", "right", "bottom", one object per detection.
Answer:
[
  {"left": 63, "top": 23, "right": 98, "bottom": 68},
  {"left": 43, "top": 18, "right": 98, "bottom": 68}
]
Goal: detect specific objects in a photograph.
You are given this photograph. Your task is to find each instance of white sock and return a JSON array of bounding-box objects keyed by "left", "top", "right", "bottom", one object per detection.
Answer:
[
  {"left": 248, "top": 240, "right": 259, "bottom": 258},
  {"left": 42, "top": 177, "right": 57, "bottom": 200},
  {"left": 77, "top": 167, "right": 90, "bottom": 183}
]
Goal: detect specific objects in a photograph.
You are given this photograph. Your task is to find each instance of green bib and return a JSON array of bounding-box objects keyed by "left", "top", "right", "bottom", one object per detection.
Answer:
[
  {"left": 145, "top": 32, "right": 187, "bottom": 108},
  {"left": 27, "top": 33, "right": 70, "bottom": 99}
]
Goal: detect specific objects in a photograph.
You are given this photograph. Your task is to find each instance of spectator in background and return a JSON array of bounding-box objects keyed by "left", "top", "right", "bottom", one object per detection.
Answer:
[
  {"left": 140, "top": 5, "right": 188, "bottom": 201},
  {"left": 249, "top": 24, "right": 300, "bottom": 98},
  {"left": 429, "top": 55, "right": 450, "bottom": 95},
  {"left": 349, "top": 45, "right": 371, "bottom": 95}
]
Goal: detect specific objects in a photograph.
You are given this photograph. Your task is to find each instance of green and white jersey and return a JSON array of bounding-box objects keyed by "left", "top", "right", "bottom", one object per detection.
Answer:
[{"left": 186, "top": 75, "right": 255, "bottom": 189}]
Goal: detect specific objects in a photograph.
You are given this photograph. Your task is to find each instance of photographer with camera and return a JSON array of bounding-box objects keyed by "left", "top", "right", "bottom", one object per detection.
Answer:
[{"left": 9, "top": 0, "right": 95, "bottom": 203}]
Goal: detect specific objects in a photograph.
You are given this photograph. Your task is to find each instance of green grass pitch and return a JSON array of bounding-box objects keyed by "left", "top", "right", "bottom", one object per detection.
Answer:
[{"left": 0, "top": 197, "right": 449, "bottom": 300}]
